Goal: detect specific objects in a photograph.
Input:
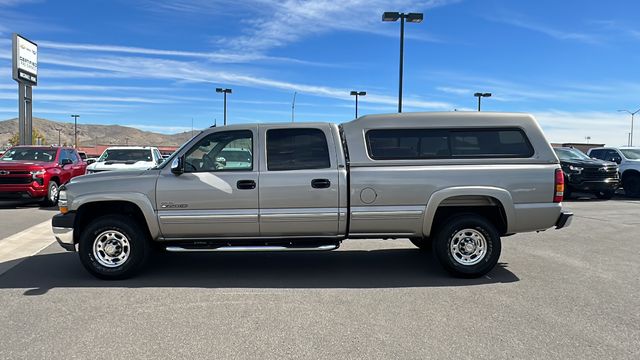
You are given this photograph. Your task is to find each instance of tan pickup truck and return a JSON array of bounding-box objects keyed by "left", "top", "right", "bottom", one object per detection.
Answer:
[{"left": 52, "top": 112, "right": 572, "bottom": 279}]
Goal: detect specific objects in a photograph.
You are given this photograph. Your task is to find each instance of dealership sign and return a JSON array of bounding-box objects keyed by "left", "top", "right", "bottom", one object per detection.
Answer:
[{"left": 12, "top": 34, "right": 38, "bottom": 85}]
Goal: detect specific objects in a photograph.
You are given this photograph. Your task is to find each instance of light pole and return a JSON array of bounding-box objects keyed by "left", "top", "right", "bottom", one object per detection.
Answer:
[
  {"left": 618, "top": 108, "right": 640, "bottom": 146},
  {"left": 54, "top": 127, "right": 62, "bottom": 146},
  {"left": 350, "top": 91, "right": 367, "bottom": 118},
  {"left": 291, "top": 92, "right": 297, "bottom": 122},
  {"left": 474, "top": 92, "right": 491, "bottom": 111},
  {"left": 70, "top": 114, "right": 80, "bottom": 148},
  {"left": 216, "top": 88, "right": 232, "bottom": 126},
  {"left": 382, "top": 11, "right": 423, "bottom": 113}
]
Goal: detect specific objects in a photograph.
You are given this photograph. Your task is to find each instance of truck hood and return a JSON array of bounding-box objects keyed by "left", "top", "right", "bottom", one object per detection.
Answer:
[
  {"left": 71, "top": 169, "right": 149, "bottom": 184},
  {"left": 87, "top": 160, "right": 156, "bottom": 172},
  {"left": 560, "top": 158, "right": 616, "bottom": 168},
  {"left": 0, "top": 160, "right": 55, "bottom": 171}
]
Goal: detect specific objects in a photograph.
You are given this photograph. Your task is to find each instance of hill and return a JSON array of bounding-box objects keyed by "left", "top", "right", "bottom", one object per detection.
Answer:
[{"left": 0, "top": 118, "right": 196, "bottom": 147}]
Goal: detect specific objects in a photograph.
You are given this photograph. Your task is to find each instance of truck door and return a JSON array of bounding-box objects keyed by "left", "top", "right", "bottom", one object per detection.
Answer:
[
  {"left": 156, "top": 127, "right": 259, "bottom": 238},
  {"left": 258, "top": 125, "right": 342, "bottom": 236}
]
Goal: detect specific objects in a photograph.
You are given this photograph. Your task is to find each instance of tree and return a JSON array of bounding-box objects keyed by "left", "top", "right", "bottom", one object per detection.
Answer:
[{"left": 8, "top": 128, "right": 46, "bottom": 146}]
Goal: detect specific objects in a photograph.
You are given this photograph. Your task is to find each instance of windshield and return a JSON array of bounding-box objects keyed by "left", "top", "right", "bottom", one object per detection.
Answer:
[
  {"left": 554, "top": 148, "right": 590, "bottom": 161},
  {"left": 620, "top": 149, "right": 640, "bottom": 160},
  {"left": 220, "top": 149, "right": 252, "bottom": 162},
  {"left": 98, "top": 149, "right": 153, "bottom": 162},
  {"left": 0, "top": 148, "right": 57, "bottom": 162}
]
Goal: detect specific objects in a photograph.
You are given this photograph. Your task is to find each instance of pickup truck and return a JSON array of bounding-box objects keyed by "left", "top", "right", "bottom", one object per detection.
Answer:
[
  {"left": 0, "top": 146, "right": 86, "bottom": 205},
  {"left": 52, "top": 112, "right": 573, "bottom": 279}
]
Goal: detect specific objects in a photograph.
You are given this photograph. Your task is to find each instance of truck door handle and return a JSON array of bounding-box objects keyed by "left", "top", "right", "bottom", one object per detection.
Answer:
[
  {"left": 311, "top": 179, "right": 331, "bottom": 189},
  {"left": 236, "top": 180, "right": 256, "bottom": 190}
]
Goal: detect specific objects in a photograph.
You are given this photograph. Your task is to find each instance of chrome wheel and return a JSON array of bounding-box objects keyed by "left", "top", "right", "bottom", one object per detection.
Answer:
[
  {"left": 49, "top": 182, "right": 58, "bottom": 203},
  {"left": 93, "top": 230, "right": 131, "bottom": 268},
  {"left": 450, "top": 228, "right": 487, "bottom": 266}
]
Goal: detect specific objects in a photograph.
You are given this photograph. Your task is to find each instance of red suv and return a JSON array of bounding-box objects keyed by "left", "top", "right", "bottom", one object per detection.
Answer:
[{"left": 0, "top": 146, "right": 87, "bottom": 205}]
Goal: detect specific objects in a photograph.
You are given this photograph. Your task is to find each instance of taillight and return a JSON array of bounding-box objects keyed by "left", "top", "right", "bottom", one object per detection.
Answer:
[{"left": 554, "top": 168, "right": 564, "bottom": 203}]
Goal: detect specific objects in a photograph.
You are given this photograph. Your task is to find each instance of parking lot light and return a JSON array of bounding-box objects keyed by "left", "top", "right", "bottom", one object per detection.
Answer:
[
  {"left": 350, "top": 91, "right": 367, "bottom": 118},
  {"left": 216, "top": 88, "right": 232, "bottom": 126},
  {"left": 617, "top": 108, "right": 640, "bottom": 146},
  {"left": 474, "top": 92, "right": 492, "bottom": 111}
]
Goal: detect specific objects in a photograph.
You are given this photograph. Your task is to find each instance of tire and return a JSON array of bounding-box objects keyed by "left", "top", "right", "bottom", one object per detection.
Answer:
[
  {"left": 595, "top": 190, "right": 614, "bottom": 200},
  {"left": 409, "top": 237, "right": 432, "bottom": 251},
  {"left": 78, "top": 215, "right": 149, "bottom": 280},
  {"left": 623, "top": 175, "right": 640, "bottom": 198},
  {"left": 433, "top": 215, "right": 501, "bottom": 278},
  {"left": 42, "top": 181, "right": 59, "bottom": 207}
]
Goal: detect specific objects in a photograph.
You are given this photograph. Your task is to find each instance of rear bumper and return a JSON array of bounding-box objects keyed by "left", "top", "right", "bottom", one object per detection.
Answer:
[
  {"left": 52, "top": 212, "right": 76, "bottom": 251},
  {"left": 555, "top": 212, "right": 573, "bottom": 230}
]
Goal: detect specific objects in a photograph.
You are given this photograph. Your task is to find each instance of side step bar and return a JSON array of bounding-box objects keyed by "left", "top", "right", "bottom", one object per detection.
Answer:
[{"left": 165, "top": 244, "right": 339, "bottom": 252}]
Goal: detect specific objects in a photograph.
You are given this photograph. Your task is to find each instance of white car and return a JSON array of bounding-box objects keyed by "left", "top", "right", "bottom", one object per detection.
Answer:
[
  {"left": 587, "top": 147, "right": 640, "bottom": 197},
  {"left": 86, "top": 146, "right": 163, "bottom": 173}
]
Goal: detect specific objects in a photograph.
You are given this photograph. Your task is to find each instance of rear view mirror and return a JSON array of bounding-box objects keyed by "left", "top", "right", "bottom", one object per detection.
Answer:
[{"left": 171, "top": 156, "right": 184, "bottom": 175}]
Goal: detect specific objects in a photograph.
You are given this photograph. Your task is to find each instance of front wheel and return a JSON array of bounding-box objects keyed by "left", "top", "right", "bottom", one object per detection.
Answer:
[
  {"left": 433, "top": 215, "right": 501, "bottom": 278},
  {"left": 595, "top": 190, "right": 615, "bottom": 200},
  {"left": 78, "top": 215, "right": 149, "bottom": 280},
  {"left": 623, "top": 175, "right": 640, "bottom": 198},
  {"left": 42, "top": 181, "right": 59, "bottom": 207}
]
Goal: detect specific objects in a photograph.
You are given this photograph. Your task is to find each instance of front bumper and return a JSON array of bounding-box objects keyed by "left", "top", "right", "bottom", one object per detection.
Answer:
[
  {"left": 555, "top": 212, "right": 573, "bottom": 229},
  {"left": 0, "top": 183, "right": 48, "bottom": 200},
  {"left": 52, "top": 212, "right": 76, "bottom": 251},
  {"left": 566, "top": 178, "right": 619, "bottom": 192}
]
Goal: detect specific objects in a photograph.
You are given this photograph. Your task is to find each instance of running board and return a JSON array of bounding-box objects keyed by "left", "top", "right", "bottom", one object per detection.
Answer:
[{"left": 165, "top": 244, "right": 339, "bottom": 252}]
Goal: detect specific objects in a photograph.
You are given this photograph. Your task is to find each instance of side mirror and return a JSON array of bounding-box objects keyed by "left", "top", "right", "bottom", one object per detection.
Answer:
[
  {"left": 171, "top": 156, "right": 184, "bottom": 175},
  {"left": 60, "top": 158, "right": 73, "bottom": 166}
]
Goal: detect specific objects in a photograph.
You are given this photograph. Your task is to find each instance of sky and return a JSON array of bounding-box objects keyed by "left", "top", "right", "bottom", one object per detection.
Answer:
[{"left": 0, "top": 0, "right": 639, "bottom": 146}]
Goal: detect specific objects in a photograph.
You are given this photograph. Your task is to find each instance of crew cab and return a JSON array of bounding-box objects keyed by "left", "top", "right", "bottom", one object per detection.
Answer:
[
  {"left": 0, "top": 146, "right": 86, "bottom": 205},
  {"left": 553, "top": 147, "right": 619, "bottom": 199},
  {"left": 587, "top": 147, "right": 640, "bottom": 197},
  {"left": 52, "top": 112, "right": 572, "bottom": 279},
  {"left": 86, "top": 146, "right": 163, "bottom": 173}
]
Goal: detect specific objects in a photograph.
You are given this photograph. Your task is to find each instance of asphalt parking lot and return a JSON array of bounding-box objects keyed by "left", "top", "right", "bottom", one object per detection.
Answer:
[{"left": 0, "top": 198, "right": 638, "bottom": 359}]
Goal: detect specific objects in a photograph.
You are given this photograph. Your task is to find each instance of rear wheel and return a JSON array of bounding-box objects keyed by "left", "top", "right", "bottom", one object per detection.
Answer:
[
  {"left": 623, "top": 175, "right": 640, "bottom": 198},
  {"left": 433, "top": 215, "right": 501, "bottom": 278},
  {"left": 409, "top": 237, "right": 432, "bottom": 251},
  {"left": 42, "top": 181, "right": 59, "bottom": 207},
  {"left": 78, "top": 215, "right": 149, "bottom": 280}
]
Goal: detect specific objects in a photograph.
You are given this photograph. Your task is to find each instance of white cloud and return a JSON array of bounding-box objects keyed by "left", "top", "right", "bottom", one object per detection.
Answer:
[
  {"left": 534, "top": 110, "right": 632, "bottom": 146},
  {"left": 436, "top": 86, "right": 470, "bottom": 95},
  {"left": 121, "top": 124, "right": 193, "bottom": 134},
  {"left": 0, "top": 92, "right": 176, "bottom": 104},
  {"left": 487, "top": 14, "right": 600, "bottom": 44}
]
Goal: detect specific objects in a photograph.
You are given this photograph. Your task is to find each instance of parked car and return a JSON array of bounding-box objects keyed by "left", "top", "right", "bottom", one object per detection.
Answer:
[
  {"left": 77, "top": 151, "right": 88, "bottom": 162},
  {"left": 587, "top": 147, "right": 640, "bottom": 197},
  {"left": 0, "top": 146, "right": 86, "bottom": 205},
  {"left": 86, "top": 146, "right": 163, "bottom": 173},
  {"left": 52, "top": 112, "right": 572, "bottom": 280},
  {"left": 553, "top": 147, "right": 619, "bottom": 199},
  {"left": 85, "top": 157, "right": 97, "bottom": 165}
]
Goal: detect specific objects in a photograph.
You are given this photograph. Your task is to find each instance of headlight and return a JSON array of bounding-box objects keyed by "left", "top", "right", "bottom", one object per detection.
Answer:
[
  {"left": 568, "top": 165, "right": 583, "bottom": 173},
  {"left": 58, "top": 189, "right": 68, "bottom": 213},
  {"left": 30, "top": 169, "right": 46, "bottom": 178}
]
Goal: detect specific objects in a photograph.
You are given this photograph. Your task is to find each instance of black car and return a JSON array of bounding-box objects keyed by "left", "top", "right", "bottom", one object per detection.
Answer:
[{"left": 554, "top": 147, "right": 619, "bottom": 199}]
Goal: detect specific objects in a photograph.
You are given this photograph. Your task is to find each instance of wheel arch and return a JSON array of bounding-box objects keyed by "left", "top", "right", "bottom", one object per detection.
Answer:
[
  {"left": 72, "top": 194, "right": 159, "bottom": 243},
  {"left": 422, "top": 186, "right": 515, "bottom": 237}
]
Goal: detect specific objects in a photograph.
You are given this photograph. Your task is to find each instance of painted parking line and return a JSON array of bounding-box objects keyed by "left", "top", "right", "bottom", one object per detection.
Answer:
[{"left": 0, "top": 220, "right": 54, "bottom": 276}]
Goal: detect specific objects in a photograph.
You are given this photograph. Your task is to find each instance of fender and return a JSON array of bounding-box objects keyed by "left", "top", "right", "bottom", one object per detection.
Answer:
[
  {"left": 422, "top": 186, "right": 515, "bottom": 237},
  {"left": 71, "top": 192, "right": 160, "bottom": 239}
]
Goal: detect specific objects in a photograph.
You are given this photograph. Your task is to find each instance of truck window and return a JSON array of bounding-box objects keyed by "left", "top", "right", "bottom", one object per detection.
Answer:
[
  {"left": 184, "top": 130, "right": 253, "bottom": 172},
  {"left": 366, "top": 128, "right": 532, "bottom": 160},
  {"left": 267, "top": 128, "right": 330, "bottom": 171}
]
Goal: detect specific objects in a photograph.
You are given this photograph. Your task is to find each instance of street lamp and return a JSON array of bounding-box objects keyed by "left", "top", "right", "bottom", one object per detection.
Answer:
[
  {"left": 474, "top": 92, "right": 491, "bottom": 111},
  {"left": 382, "top": 11, "right": 423, "bottom": 113},
  {"left": 70, "top": 114, "right": 80, "bottom": 148},
  {"left": 54, "top": 127, "right": 62, "bottom": 146},
  {"left": 216, "top": 88, "right": 232, "bottom": 126},
  {"left": 291, "top": 92, "right": 297, "bottom": 122},
  {"left": 350, "top": 91, "right": 367, "bottom": 118},
  {"left": 618, "top": 108, "right": 640, "bottom": 146}
]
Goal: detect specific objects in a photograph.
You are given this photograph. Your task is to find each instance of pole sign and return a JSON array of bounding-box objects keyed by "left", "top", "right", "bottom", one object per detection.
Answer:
[{"left": 12, "top": 34, "right": 38, "bottom": 85}]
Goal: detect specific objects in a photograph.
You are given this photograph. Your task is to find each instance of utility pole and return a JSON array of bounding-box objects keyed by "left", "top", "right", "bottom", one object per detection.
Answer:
[
  {"left": 291, "top": 92, "right": 297, "bottom": 122},
  {"left": 70, "top": 114, "right": 80, "bottom": 148},
  {"left": 618, "top": 108, "right": 640, "bottom": 146}
]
